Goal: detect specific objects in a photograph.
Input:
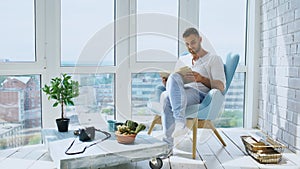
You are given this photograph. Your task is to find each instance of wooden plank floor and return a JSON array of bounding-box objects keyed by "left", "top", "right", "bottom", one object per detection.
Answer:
[{"left": 0, "top": 128, "right": 299, "bottom": 169}]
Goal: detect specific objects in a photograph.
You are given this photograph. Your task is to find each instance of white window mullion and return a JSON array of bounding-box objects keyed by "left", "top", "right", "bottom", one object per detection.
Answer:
[
  {"left": 178, "top": 0, "right": 199, "bottom": 54},
  {"left": 114, "top": 0, "right": 132, "bottom": 121},
  {"left": 42, "top": 0, "right": 61, "bottom": 128},
  {"left": 244, "top": 0, "right": 260, "bottom": 128}
]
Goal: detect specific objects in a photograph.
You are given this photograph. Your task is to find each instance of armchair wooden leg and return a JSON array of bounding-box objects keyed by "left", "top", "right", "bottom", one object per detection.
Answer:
[
  {"left": 207, "top": 121, "right": 226, "bottom": 146},
  {"left": 212, "top": 127, "right": 226, "bottom": 146},
  {"left": 192, "top": 118, "right": 198, "bottom": 159},
  {"left": 147, "top": 115, "right": 161, "bottom": 135}
]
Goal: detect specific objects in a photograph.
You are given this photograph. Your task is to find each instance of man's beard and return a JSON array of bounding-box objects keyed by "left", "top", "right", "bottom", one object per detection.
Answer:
[
  {"left": 194, "top": 44, "right": 201, "bottom": 53},
  {"left": 189, "top": 45, "right": 201, "bottom": 54}
]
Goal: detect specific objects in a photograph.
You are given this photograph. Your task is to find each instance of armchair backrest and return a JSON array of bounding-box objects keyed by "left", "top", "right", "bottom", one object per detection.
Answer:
[
  {"left": 195, "top": 53, "right": 239, "bottom": 120},
  {"left": 223, "top": 53, "right": 240, "bottom": 94}
]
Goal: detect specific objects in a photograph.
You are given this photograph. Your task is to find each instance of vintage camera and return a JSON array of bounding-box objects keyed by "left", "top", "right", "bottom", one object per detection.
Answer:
[{"left": 74, "top": 126, "right": 95, "bottom": 141}]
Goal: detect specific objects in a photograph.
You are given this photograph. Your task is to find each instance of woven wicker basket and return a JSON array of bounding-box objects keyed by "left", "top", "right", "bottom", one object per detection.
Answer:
[{"left": 241, "top": 135, "right": 285, "bottom": 164}]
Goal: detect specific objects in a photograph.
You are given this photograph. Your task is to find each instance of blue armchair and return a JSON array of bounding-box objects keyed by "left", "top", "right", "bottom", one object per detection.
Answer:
[{"left": 147, "top": 53, "right": 240, "bottom": 159}]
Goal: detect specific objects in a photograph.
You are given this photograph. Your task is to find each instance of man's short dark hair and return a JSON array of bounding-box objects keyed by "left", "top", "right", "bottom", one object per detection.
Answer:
[{"left": 182, "top": 27, "right": 199, "bottom": 38}]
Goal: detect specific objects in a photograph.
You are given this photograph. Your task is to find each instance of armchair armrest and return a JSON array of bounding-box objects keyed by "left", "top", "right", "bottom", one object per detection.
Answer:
[
  {"left": 197, "top": 89, "right": 225, "bottom": 120},
  {"left": 150, "top": 85, "right": 166, "bottom": 102},
  {"left": 147, "top": 101, "right": 162, "bottom": 115}
]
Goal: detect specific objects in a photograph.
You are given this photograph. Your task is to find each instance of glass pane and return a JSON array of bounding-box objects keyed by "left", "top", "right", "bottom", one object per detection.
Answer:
[
  {"left": 61, "top": 0, "right": 114, "bottom": 66},
  {"left": 199, "top": 0, "right": 246, "bottom": 64},
  {"left": 215, "top": 72, "right": 245, "bottom": 128},
  {"left": 132, "top": 72, "right": 162, "bottom": 124},
  {"left": 65, "top": 74, "right": 115, "bottom": 129},
  {"left": 137, "top": 0, "right": 178, "bottom": 62},
  {"left": 0, "top": 0, "right": 35, "bottom": 62},
  {"left": 0, "top": 75, "right": 41, "bottom": 150}
]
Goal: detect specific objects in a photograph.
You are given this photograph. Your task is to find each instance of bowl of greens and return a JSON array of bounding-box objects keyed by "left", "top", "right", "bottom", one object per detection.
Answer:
[{"left": 115, "top": 120, "right": 146, "bottom": 144}]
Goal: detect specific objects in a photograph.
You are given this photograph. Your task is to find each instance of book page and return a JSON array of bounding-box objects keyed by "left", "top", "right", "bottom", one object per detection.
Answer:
[
  {"left": 159, "top": 66, "right": 194, "bottom": 84},
  {"left": 175, "top": 66, "right": 192, "bottom": 76}
]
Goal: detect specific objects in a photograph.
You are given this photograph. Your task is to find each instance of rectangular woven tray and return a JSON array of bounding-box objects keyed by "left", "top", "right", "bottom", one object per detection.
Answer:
[{"left": 241, "top": 135, "right": 285, "bottom": 164}]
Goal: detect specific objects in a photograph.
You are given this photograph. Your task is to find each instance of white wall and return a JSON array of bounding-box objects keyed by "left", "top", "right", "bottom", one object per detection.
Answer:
[{"left": 258, "top": 0, "right": 300, "bottom": 153}]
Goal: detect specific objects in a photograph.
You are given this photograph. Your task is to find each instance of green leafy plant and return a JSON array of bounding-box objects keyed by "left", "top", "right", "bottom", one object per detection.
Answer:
[
  {"left": 42, "top": 73, "right": 80, "bottom": 119},
  {"left": 116, "top": 120, "right": 146, "bottom": 135}
]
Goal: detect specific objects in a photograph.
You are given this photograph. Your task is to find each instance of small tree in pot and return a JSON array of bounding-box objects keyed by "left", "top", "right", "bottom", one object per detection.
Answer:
[{"left": 42, "top": 73, "right": 79, "bottom": 132}]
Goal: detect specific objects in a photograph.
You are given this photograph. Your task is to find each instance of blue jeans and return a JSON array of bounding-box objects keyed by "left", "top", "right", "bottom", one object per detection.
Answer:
[{"left": 160, "top": 73, "right": 206, "bottom": 147}]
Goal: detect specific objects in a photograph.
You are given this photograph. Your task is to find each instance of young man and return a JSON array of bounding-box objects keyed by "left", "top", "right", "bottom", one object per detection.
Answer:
[{"left": 160, "top": 27, "right": 226, "bottom": 154}]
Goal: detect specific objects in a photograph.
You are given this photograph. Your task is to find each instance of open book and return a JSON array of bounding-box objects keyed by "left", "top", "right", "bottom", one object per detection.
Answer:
[{"left": 159, "top": 66, "right": 194, "bottom": 84}]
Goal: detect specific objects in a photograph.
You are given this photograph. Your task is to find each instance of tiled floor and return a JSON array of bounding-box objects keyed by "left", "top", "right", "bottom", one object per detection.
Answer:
[{"left": 0, "top": 128, "right": 299, "bottom": 169}]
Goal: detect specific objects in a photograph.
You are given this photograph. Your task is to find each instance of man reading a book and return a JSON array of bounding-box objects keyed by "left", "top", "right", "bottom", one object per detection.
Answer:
[{"left": 160, "top": 27, "right": 226, "bottom": 154}]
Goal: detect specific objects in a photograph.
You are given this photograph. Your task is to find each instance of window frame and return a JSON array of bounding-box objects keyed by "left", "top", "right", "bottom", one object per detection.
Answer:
[{"left": 0, "top": 0, "right": 259, "bottom": 131}]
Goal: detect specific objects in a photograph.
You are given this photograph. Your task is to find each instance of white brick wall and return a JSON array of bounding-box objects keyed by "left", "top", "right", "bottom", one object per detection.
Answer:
[{"left": 259, "top": 0, "right": 300, "bottom": 153}]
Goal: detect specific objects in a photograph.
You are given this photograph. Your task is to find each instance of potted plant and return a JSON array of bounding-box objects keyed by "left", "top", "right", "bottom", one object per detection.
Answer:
[
  {"left": 115, "top": 120, "right": 146, "bottom": 144},
  {"left": 42, "top": 73, "right": 80, "bottom": 132}
]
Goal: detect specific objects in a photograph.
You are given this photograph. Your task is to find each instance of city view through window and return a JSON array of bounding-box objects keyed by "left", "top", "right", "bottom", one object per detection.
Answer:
[
  {"left": 0, "top": 71, "right": 244, "bottom": 149},
  {"left": 0, "top": 75, "right": 41, "bottom": 149}
]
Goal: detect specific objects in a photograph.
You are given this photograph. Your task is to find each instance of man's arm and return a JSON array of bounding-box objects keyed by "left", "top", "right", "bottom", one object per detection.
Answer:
[{"left": 193, "top": 72, "right": 225, "bottom": 92}]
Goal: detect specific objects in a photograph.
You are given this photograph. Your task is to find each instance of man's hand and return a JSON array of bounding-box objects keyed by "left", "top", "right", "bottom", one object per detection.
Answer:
[
  {"left": 182, "top": 71, "right": 196, "bottom": 83},
  {"left": 192, "top": 71, "right": 203, "bottom": 82},
  {"left": 192, "top": 71, "right": 225, "bottom": 92}
]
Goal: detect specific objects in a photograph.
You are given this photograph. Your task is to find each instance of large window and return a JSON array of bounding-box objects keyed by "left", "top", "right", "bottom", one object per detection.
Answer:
[
  {"left": 0, "top": 1, "right": 251, "bottom": 151},
  {"left": 0, "top": 75, "right": 41, "bottom": 150},
  {"left": 65, "top": 74, "right": 115, "bottom": 128},
  {"left": 137, "top": 0, "right": 178, "bottom": 62},
  {"left": 0, "top": 0, "right": 35, "bottom": 62},
  {"left": 216, "top": 73, "right": 245, "bottom": 128},
  {"left": 199, "top": 0, "right": 247, "bottom": 127},
  {"left": 61, "top": 0, "right": 114, "bottom": 66},
  {"left": 199, "top": 0, "right": 247, "bottom": 65},
  {"left": 131, "top": 0, "right": 247, "bottom": 128},
  {"left": 132, "top": 72, "right": 161, "bottom": 123},
  {"left": 0, "top": 1, "right": 41, "bottom": 150}
]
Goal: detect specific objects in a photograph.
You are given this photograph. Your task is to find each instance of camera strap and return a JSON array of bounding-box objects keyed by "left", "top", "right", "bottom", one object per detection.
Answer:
[{"left": 65, "top": 128, "right": 111, "bottom": 155}]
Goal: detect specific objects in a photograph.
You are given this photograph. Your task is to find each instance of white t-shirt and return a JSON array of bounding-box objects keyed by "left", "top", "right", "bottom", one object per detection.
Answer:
[{"left": 174, "top": 52, "right": 226, "bottom": 93}]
